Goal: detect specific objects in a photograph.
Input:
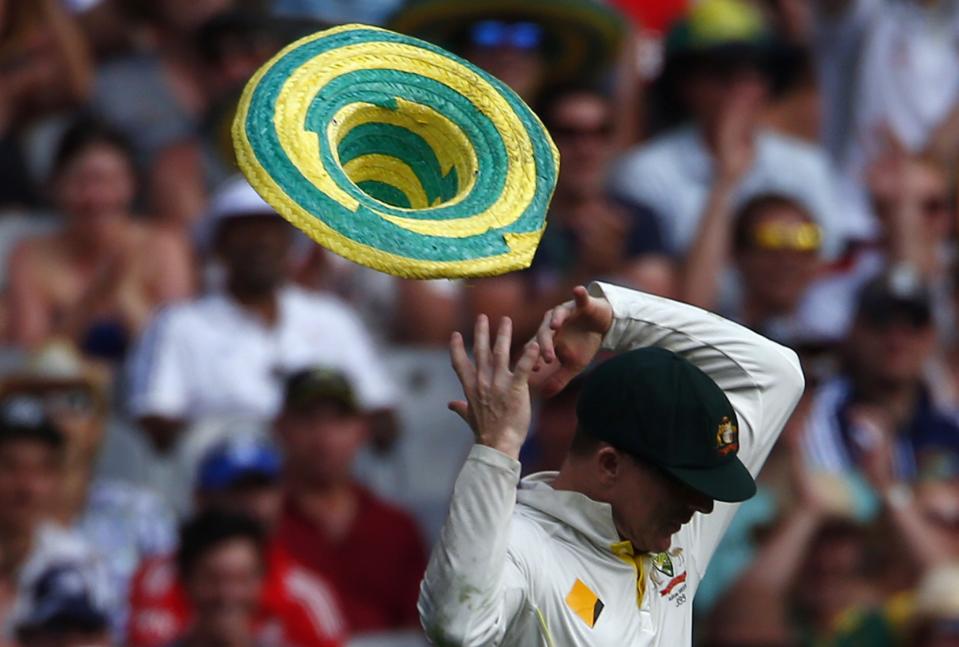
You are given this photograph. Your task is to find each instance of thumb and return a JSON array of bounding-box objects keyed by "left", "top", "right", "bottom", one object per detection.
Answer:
[
  {"left": 572, "top": 285, "right": 590, "bottom": 310},
  {"left": 448, "top": 400, "right": 470, "bottom": 424}
]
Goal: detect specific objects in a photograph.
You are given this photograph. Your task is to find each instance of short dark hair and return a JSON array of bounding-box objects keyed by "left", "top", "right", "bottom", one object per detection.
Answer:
[
  {"left": 51, "top": 116, "right": 136, "bottom": 180},
  {"left": 732, "top": 192, "right": 813, "bottom": 253},
  {"left": 536, "top": 82, "right": 610, "bottom": 130},
  {"left": 176, "top": 510, "right": 267, "bottom": 581},
  {"left": 567, "top": 426, "right": 604, "bottom": 457}
]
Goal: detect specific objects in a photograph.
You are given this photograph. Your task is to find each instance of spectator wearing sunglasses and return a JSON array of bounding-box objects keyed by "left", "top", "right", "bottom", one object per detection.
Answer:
[
  {"left": 0, "top": 344, "right": 176, "bottom": 636},
  {"left": 458, "top": 19, "right": 546, "bottom": 101},
  {"left": 389, "top": 0, "right": 627, "bottom": 105},
  {"left": 0, "top": 393, "right": 114, "bottom": 641},
  {"left": 683, "top": 192, "right": 824, "bottom": 348},
  {"left": 611, "top": 0, "right": 848, "bottom": 264},
  {"left": 791, "top": 151, "right": 955, "bottom": 347},
  {"left": 802, "top": 270, "right": 959, "bottom": 489}
]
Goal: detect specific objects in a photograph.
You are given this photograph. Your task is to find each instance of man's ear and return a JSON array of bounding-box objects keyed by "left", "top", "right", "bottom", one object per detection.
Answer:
[{"left": 596, "top": 446, "right": 621, "bottom": 487}]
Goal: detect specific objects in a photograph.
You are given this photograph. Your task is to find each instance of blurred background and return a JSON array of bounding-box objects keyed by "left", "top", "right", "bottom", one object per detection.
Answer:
[{"left": 0, "top": 0, "right": 958, "bottom": 645}]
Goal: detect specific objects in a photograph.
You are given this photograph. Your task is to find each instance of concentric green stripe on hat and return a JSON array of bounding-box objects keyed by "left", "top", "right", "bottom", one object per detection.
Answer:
[{"left": 233, "top": 24, "right": 559, "bottom": 278}]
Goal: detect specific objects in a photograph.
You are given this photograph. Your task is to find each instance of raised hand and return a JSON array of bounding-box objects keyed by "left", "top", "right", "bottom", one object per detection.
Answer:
[
  {"left": 715, "top": 82, "right": 762, "bottom": 184},
  {"left": 448, "top": 316, "right": 540, "bottom": 460},
  {"left": 530, "top": 286, "right": 613, "bottom": 398}
]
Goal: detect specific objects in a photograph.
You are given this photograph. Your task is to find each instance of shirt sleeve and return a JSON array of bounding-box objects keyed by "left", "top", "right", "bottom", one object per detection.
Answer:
[
  {"left": 418, "top": 445, "right": 530, "bottom": 646},
  {"left": 125, "top": 307, "right": 191, "bottom": 420},
  {"left": 589, "top": 282, "right": 805, "bottom": 579}
]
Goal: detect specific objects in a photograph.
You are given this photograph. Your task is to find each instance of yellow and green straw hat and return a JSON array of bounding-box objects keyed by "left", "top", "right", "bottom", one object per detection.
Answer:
[{"left": 233, "top": 23, "right": 560, "bottom": 279}]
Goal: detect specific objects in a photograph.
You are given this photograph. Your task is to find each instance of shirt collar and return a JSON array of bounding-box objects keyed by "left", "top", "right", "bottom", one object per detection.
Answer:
[{"left": 517, "top": 472, "right": 623, "bottom": 550}]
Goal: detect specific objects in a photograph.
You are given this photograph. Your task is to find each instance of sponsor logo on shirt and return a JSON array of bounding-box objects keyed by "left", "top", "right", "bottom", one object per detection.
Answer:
[{"left": 566, "top": 578, "right": 604, "bottom": 628}]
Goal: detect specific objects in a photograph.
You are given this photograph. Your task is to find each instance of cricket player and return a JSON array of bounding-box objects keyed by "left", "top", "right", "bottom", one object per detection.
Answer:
[{"left": 419, "top": 282, "right": 805, "bottom": 645}]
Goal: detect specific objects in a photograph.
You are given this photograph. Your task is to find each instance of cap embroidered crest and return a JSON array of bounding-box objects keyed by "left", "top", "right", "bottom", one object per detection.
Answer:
[{"left": 716, "top": 416, "right": 739, "bottom": 456}]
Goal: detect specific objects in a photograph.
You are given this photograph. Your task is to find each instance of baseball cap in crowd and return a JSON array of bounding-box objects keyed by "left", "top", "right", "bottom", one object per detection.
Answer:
[
  {"left": 855, "top": 267, "right": 932, "bottom": 329},
  {"left": 576, "top": 347, "right": 754, "bottom": 503},
  {"left": 664, "top": 0, "right": 770, "bottom": 62},
  {"left": 14, "top": 563, "right": 110, "bottom": 639},
  {"left": 197, "top": 436, "right": 281, "bottom": 492},
  {"left": 0, "top": 343, "right": 107, "bottom": 418},
  {"left": 282, "top": 367, "right": 359, "bottom": 414},
  {"left": 197, "top": 175, "right": 282, "bottom": 249}
]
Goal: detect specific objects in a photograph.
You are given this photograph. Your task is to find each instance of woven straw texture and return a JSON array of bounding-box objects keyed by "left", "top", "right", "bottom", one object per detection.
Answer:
[{"left": 232, "top": 24, "right": 560, "bottom": 279}]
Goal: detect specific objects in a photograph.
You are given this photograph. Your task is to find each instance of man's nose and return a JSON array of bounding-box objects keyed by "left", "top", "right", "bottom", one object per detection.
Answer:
[{"left": 689, "top": 494, "right": 714, "bottom": 515}]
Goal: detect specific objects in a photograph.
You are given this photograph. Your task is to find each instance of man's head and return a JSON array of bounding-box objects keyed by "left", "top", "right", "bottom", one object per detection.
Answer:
[
  {"left": 178, "top": 510, "right": 266, "bottom": 644},
  {"left": 847, "top": 269, "right": 934, "bottom": 389},
  {"left": 207, "top": 177, "right": 294, "bottom": 299},
  {"left": 733, "top": 193, "right": 822, "bottom": 318},
  {"left": 274, "top": 367, "right": 366, "bottom": 490},
  {"left": 0, "top": 396, "right": 65, "bottom": 536},
  {"left": 560, "top": 348, "right": 752, "bottom": 552},
  {"left": 540, "top": 86, "right": 615, "bottom": 199},
  {"left": 456, "top": 18, "right": 546, "bottom": 101},
  {"left": 663, "top": 0, "right": 772, "bottom": 132},
  {"left": 873, "top": 156, "right": 953, "bottom": 248},
  {"left": 195, "top": 10, "right": 281, "bottom": 96},
  {"left": 1, "top": 344, "right": 108, "bottom": 468},
  {"left": 196, "top": 435, "right": 282, "bottom": 531},
  {"left": 793, "top": 519, "right": 869, "bottom": 617},
  {"left": 51, "top": 118, "right": 137, "bottom": 239},
  {"left": 14, "top": 563, "right": 113, "bottom": 647}
]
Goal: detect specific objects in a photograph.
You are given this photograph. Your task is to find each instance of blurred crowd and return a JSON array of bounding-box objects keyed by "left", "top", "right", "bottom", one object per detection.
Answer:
[{"left": 1, "top": 0, "right": 958, "bottom": 645}]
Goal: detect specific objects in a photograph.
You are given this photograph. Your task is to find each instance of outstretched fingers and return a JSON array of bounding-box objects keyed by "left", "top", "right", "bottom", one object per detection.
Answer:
[
  {"left": 449, "top": 331, "right": 475, "bottom": 395},
  {"left": 512, "top": 341, "right": 540, "bottom": 389},
  {"left": 493, "top": 316, "right": 512, "bottom": 376},
  {"left": 474, "top": 314, "right": 491, "bottom": 389},
  {"left": 536, "top": 310, "right": 556, "bottom": 363}
]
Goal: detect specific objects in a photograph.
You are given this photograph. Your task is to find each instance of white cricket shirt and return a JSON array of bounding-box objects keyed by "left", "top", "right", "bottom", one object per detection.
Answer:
[{"left": 419, "top": 282, "right": 805, "bottom": 646}]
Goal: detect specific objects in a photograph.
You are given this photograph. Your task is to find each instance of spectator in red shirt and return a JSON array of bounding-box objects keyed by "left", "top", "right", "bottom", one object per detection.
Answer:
[
  {"left": 128, "top": 436, "right": 345, "bottom": 647},
  {"left": 274, "top": 367, "right": 428, "bottom": 634},
  {"left": 168, "top": 510, "right": 266, "bottom": 647}
]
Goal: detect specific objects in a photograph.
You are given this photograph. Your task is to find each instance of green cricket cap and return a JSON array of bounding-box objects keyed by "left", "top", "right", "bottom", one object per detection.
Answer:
[
  {"left": 282, "top": 367, "right": 359, "bottom": 414},
  {"left": 576, "top": 347, "right": 756, "bottom": 503}
]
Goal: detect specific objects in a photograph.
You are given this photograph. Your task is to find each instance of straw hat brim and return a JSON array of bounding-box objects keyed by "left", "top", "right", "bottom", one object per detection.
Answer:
[{"left": 232, "top": 24, "right": 559, "bottom": 279}]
